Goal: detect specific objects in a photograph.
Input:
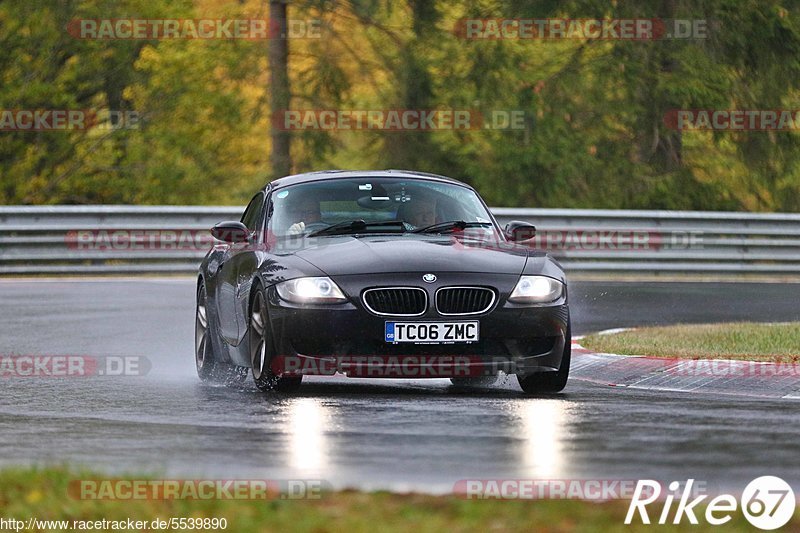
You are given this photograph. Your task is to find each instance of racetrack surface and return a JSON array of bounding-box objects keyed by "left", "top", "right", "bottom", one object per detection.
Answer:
[{"left": 1, "top": 278, "right": 799, "bottom": 494}]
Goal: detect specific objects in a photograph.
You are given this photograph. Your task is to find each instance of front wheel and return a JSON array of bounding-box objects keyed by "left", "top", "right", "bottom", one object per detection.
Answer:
[
  {"left": 195, "top": 281, "right": 247, "bottom": 385},
  {"left": 249, "top": 286, "right": 302, "bottom": 393},
  {"left": 516, "top": 324, "right": 571, "bottom": 394}
]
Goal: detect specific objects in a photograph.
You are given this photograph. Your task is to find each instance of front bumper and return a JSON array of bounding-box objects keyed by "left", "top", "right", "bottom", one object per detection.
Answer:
[{"left": 265, "top": 273, "right": 569, "bottom": 378}]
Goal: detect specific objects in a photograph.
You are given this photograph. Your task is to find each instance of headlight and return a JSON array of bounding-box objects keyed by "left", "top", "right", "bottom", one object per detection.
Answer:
[
  {"left": 276, "top": 277, "right": 347, "bottom": 304},
  {"left": 508, "top": 275, "right": 563, "bottom": 304}
]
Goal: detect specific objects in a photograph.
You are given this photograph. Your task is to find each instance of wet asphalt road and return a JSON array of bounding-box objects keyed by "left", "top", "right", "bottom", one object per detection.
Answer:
[{"left": 0, "top": 278, "right": 799, "bottom": 493}]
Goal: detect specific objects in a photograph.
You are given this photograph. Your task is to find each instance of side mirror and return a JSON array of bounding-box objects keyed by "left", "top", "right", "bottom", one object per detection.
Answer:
[
  {"left": 211, "top": 221, "right": 251, "bottom": 243},
  {"left": 504, "top": 221, "right": 536, "bottom": 242}
]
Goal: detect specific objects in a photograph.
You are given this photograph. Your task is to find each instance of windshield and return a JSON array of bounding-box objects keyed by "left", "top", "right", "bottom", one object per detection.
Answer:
[{"left": 269, "top": 177, "right": 495, "bottom": 238}]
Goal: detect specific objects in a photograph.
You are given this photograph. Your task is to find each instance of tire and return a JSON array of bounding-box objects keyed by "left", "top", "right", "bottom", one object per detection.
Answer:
[
  {"left": 195, "top": 281, "right": 248, "bottom": 385},
  {"left": 516, "top": 323, "right": 571, "bottom": 394},
  {"left": 249, "top": 285, "right": 303, "bottom": 393}
]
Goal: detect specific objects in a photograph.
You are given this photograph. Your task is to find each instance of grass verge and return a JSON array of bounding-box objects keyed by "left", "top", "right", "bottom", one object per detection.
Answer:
[
  {"left": 0, "top": 467, "right": 789, "bottom": 532},
  {"left": 579, "top": 322, "right": 800, "bottom": 362}
]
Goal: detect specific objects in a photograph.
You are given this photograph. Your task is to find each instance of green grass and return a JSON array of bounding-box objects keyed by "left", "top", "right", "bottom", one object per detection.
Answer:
[
  {"left": 0, "top": 467, "right": 788, "bottom": 532},
  {"left": 580, "top": 322, "right": 800, "bottom": 362}
]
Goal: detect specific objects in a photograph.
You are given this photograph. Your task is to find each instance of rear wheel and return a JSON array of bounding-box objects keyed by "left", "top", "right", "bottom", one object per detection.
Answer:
[
  {"left": 249, "top": 286, "right": 302, "bottom": 393},
  {"left": 516, "top": 323, "right": 571, "bottom": 394},
  {"left": 195, "top": 281, "right": 247, "bottom": 385}
]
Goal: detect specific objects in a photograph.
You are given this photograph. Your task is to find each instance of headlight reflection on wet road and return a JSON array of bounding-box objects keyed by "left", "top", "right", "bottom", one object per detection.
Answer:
[
  {"left": 516, "top": 398, "right": 576, "bottom": 479},
  {"left": 287, "top": 398, "right": 330, "bottom": 474}
]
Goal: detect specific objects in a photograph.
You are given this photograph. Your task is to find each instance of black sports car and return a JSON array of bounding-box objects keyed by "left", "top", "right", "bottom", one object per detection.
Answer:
[{"left": 195, "top": 170, "right": 570, "bottom": 394}]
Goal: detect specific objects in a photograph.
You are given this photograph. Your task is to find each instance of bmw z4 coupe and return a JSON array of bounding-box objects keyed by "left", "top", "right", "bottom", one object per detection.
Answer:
[{"left": 195, "top": 170, "right": 570, "bottom": 394}]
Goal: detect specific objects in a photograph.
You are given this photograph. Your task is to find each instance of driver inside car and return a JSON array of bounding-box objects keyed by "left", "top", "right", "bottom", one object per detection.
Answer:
[
  {"left": 401, "top": 195, "right": 438, "bottom": 228},
  {"left": 286, "top": 197, "right": 322, "bottom": 235}
]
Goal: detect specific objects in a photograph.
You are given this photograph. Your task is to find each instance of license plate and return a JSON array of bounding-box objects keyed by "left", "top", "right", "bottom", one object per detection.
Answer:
[{"left": 385, "top": 321, "right": 479, "bottom": 344}]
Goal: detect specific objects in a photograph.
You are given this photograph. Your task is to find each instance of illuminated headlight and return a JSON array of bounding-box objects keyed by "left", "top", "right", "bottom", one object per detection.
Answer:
[
  {"left": 276, "top": 277, "right": 347, "bottom": 304},
  {"left": 508, "top": 276, "right": 563, "bottom": 304}
]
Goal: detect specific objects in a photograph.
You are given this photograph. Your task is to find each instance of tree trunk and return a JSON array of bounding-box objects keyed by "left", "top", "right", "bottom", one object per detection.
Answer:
[{"left": 269, "top": 1, "right": 291, "bottom": 178}]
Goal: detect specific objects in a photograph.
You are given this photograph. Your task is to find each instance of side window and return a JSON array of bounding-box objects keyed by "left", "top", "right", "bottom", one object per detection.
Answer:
[{"left": 240, "top": 193, "right": 265, "bottom": 232}]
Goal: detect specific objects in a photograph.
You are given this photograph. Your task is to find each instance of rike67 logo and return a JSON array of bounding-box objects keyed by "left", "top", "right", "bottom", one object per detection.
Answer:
[{"left": 626, "top": 476, "right": 795, "bottom": 530}]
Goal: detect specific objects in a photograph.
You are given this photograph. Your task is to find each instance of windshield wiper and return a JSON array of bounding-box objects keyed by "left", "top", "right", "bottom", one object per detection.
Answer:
[
  {"left": 308, "top": 219, "right": 407, "bottom": 237},
  {"left": 412, "top": 220, "right": 493, "bottom": 234}
]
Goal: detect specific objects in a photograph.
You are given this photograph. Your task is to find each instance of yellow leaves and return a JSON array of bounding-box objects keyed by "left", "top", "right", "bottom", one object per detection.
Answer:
[{"left": 136, "top": 45, "right": 162, "bottom": 69}]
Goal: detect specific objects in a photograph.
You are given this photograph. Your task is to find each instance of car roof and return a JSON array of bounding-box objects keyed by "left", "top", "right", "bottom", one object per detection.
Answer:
[{"left": 264, "top": 169, "right": 472, "bottom": 191}]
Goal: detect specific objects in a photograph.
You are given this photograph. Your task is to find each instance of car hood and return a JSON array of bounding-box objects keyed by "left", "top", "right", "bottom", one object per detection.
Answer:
[{"left": 294, "top": 234, "right": 529, "bottom": 276}]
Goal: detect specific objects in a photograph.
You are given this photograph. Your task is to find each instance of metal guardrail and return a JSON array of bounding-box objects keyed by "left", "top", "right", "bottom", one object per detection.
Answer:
[{"left": 2, "top": 205, "right": 800, "bottom": 276}]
